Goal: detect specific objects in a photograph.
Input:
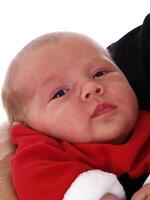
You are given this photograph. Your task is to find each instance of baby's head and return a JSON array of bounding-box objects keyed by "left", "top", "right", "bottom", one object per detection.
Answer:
[{"left": 2, "top": 32, "right": 138, "bottom": 144}]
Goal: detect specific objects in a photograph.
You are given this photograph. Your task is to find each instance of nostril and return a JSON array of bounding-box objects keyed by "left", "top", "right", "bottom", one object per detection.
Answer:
[
  {"left": 85, "top": 93, "right": 90, "bottom": 98},
  {"left": 82, "top": 84, "right": 103, "bottom": 101},
  {"left": 96, "top": 88, "right": 101, "bottom": 93},
  {"left": 85, "top": 88, "right": 101, "bottom": 98}
]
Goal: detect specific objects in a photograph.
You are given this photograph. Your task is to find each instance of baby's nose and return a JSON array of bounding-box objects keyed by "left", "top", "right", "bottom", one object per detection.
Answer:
[{"left": 81, "top": 82, "right": 104, "bottom": 101}]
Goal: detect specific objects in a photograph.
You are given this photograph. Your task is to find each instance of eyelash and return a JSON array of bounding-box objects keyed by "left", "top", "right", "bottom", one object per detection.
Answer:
[
  {"left": 51, "top": 69, "right": 107, "bottom": 100},
  {"left": 92, "top": 70, "right": 107, "bottom": 79},
  {"left": 52, "top": 88, "right": 69, "bottom": 99}
]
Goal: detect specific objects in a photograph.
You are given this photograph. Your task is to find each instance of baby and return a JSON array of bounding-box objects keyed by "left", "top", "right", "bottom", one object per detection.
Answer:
[{"left": 2, "top": 32, "right": 150, "bottom": 200}]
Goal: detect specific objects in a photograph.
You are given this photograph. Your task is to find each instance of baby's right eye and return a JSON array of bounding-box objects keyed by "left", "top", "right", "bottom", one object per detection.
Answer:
[{"left": 52, "top": 89, "right": 69, "bottom": 99}]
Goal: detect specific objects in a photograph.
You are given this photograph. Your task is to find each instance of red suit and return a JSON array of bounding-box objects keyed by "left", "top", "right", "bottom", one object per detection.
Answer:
[{"left": 11, "top": 111, "right": 150, "bottom": 200}]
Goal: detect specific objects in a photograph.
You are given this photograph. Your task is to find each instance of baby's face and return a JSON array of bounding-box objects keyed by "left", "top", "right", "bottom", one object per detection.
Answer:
[{"left": 21, "top": 34, "right": 138, "bottom": 144}]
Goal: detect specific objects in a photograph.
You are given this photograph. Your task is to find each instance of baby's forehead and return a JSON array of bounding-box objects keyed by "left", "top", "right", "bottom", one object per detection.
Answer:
[
  {"left": 10, "top": 33, "right": 109, "bottom": 84},
  {"left": 23, "top": 32, "right": 107, "bottom": 55},
  {"left": 16, "top": 34, "right": 105, "bottom": 64}
]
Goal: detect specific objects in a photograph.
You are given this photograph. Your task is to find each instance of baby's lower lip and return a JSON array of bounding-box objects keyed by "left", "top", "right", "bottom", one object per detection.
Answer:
[{"left": 92, "top": 104, "right": 116, "bottom": 118}]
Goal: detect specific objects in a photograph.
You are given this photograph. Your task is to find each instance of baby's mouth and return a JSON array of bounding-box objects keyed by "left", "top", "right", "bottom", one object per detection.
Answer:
[{"left": 91, "top": 103, "right": 116, "bottom": 118}]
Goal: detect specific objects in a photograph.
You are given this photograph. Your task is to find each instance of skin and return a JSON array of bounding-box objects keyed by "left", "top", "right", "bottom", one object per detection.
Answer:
[
  {"left": 131, "top": 183, "right": 150, "bottom": 200},
  {"left": 11, "top": 33, "right": 148, "bottom": 199},
  {"left": 101, "top": 193, "right": 121, "bottom": 200},
  {"left": 13, "top": 33, "right": 138, "bottom": 144},
  {"left": 100, "top": 184, "right": 150, "bottom": 200}
]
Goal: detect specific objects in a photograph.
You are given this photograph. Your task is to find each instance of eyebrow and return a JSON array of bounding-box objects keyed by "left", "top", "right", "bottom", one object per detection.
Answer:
[
  {"left": 86, "top": 55, "right": 109, "bottom": 68},
  {"left": 39, "top": 75, "right": 58, "bottom": 94},
  {"left": 39, "top": 55, "right": 110, "bottom": 92}
]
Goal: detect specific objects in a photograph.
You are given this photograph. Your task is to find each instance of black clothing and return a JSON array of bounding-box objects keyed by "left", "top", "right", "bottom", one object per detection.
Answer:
[{"left": 108, "top": 14, "right": 150, "bottom": 111}]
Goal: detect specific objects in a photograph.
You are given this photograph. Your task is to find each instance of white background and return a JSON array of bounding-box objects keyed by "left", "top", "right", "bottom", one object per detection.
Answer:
[{"left": 0, "top": 0, "right": 149, "bottom": 123}]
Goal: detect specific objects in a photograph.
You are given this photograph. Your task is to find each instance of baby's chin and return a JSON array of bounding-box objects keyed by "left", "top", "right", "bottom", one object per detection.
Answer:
[
  {"left": 101, "top": 133, "right": 132, "bottom": 145},
  {"left": 87, "top": 131, "right": 131, "bottom": 145}
]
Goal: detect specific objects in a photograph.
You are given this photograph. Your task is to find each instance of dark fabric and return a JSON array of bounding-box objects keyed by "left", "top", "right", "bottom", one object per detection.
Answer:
[
  {"left": 107, "top": 14, "right": 150, "bottom": 111},
  {"left": 119, "top": 173, "right": 149, "bottom": 199}
]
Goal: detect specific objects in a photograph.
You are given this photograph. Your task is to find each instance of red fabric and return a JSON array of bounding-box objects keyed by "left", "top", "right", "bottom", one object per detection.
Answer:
[{"left": 11, "top": 111, "right": 150, "bottom": 200}]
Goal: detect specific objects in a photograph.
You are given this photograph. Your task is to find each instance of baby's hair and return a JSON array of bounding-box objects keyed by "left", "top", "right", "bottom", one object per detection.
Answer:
[
  {"left": 1, "top": 32, "right": 113, "bottom": 125},
  {"left": 1, "top": 81, "right": 25, "bottom": 125},
  {"left": 1, "top": 32, "right": 69, "bottom": 125},
  {"left": 21, "top": 32, "right": 69, "bottom": 52}
]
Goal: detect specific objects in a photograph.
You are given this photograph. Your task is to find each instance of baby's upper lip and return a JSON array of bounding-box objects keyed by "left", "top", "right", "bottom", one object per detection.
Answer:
[{"left": 91, "top": 103, "right": 116, "bottom": 118}]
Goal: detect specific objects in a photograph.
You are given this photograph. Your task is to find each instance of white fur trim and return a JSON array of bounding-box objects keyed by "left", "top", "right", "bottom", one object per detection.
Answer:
[
  {"left": 144, "top": 174, "right": 150, "bottom": 185},
  {"left": 63, "top": 170, "right": 126, "bottom": 200}
]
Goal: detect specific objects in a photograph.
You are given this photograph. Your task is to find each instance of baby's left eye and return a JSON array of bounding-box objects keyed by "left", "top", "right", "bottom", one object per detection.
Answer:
[{"left": 92, "top": 70, "right": 107, "bottom": 78}]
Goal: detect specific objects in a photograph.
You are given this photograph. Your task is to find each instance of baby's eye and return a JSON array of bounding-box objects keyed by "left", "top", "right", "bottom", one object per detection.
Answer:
[
  {"left": 52, "top": 89, "right": 69, "bottom": 99},
  {"left": 92, "top": 70, "right": 107, "bottom": 78}
]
